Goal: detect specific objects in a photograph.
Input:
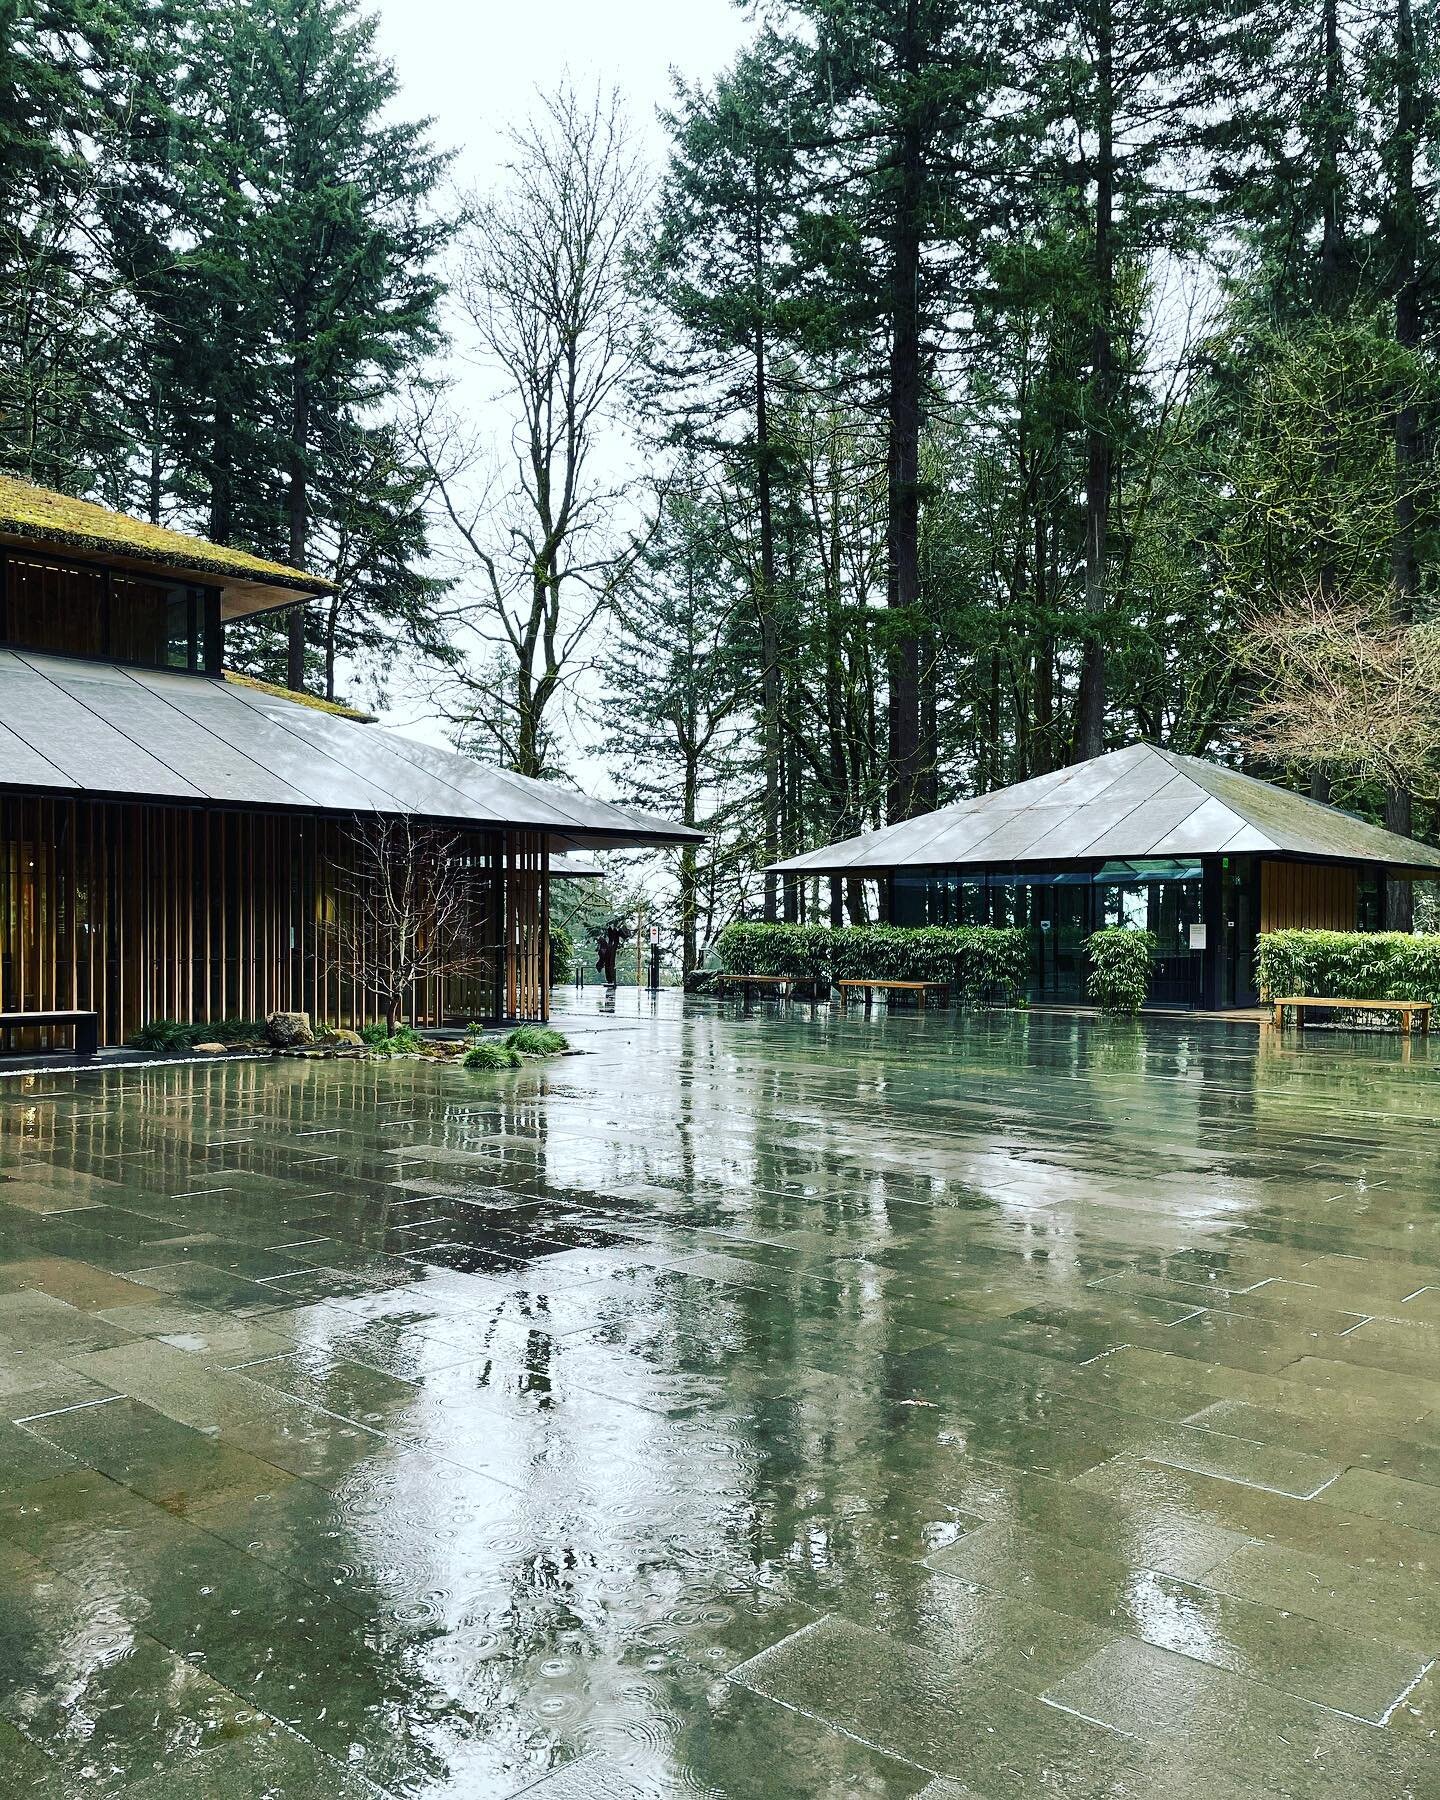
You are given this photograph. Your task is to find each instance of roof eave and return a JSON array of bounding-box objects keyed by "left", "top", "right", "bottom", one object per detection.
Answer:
[
  {"left": 0, "top": 529, "right": 336, "bottom": 617},
  {"left": 553, "top": 826, "right": 705, "bottom": 851}
]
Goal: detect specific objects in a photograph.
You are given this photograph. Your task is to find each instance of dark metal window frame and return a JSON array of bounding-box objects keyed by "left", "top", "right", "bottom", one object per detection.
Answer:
[{"left": 0, "top": 546, "right": 222, "bottom": 676}]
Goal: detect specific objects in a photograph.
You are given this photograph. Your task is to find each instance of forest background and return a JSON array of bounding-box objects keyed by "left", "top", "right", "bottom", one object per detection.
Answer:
[{"left": 3, "top": 0, "right": 1436, "bottom": 973}]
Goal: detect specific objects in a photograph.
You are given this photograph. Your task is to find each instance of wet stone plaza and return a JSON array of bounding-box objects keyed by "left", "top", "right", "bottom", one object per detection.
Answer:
[{"left": 2, "top": 996, "right": 1440, "bottom": 1799}]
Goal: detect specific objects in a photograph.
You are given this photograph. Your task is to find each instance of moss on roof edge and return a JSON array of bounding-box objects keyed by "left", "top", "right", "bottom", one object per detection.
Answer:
[
  {"left": 223, "top": 671, "right": 374, "bottom": 721},
  {"left": 0, "top": 474, "right": 337, "bottom": 592}
]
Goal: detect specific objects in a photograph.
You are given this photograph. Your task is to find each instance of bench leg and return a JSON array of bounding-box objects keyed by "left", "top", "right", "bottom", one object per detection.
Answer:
[
  {"left": 1273, "top": 1002, "right": 1283, "bottom": 1029},
  {"left": 75, "top": 1016, "right": 98, "bottom": 1060},
  {"left": 1402, "top": 1010, "right": 1412, "bottom": 1036}
]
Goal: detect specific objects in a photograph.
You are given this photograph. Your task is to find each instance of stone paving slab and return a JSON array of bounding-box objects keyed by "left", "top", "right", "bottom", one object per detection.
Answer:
[
  {"left": 1042, "top": 1636, "right": 1440, "bottom": 1795},
  {"left": 1, "top": 1000, "right": 1439, "bottom": 1794}
]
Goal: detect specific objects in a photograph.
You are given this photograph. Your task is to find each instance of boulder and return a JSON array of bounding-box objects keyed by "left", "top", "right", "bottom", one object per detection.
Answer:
[
  {"left": 265, "top": 1010, "right": 314, "bottom": 1048},
  {"left": 193, "top": 1042, "right": 227, "bottom": 1055}
]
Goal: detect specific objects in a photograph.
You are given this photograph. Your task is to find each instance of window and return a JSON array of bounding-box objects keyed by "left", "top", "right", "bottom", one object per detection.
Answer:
[
  {"left": 1, "top": 554, "right": 105, "bottom": 657},
  {"left": 0, "top": 552, "right": 220, "bottom": 673},
  {"left": 1357, "top": 868, "right": 1383, "bottom": 931}
]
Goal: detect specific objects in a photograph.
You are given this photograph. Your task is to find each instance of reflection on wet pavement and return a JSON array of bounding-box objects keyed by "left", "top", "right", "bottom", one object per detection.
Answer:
[{"left": 2, "top": 991, "right": 1439, "bottom": 1796}]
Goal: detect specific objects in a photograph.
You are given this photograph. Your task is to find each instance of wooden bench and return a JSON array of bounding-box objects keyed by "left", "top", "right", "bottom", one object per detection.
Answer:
[
  {"left": 1272, "top": 996, "right": 1432, "bottom": 1036},
  {"left": 719, "top": 973, "right": 800, "bottom": 998},
  {"left": 0, "top": 1009, "right": 100, "bottom": 1059},
  {"left": 837, "top": 979, "right": 950, "bottom": 1010}
]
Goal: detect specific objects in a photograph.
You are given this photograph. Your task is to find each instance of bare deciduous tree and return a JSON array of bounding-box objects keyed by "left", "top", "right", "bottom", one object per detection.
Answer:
[
  {"left": 423, "top": 84, "right": 649, "bottom": 779},
  {"left": 323, "top": 813, "right": 493, "bottom": 1033},
  {"left": 1239, "top": 587, "right": 1440, "bottom": 799}
]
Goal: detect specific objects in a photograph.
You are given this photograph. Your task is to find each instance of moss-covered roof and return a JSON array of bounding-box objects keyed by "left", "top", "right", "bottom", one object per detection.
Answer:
[
  {"left": 223, "top": 671, "right": 374, "bottom": 721},
  {"left": 0, "top": 474, "right": 336, "bottom": 596}
]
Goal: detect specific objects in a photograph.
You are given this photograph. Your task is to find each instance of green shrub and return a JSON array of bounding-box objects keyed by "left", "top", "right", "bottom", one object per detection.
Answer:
[
  {"left": 504, "top": 1026, "right": 569, "bottom": 1056},
  {"left": 463, "top": 1042, "right": 523, "bottom": 1071},
  {"left": 712, "top": 922, "right": 1027, "bottom": 1006},
  {"left": 1257, "top": 930, "right": 1440, "bottom": 1005},
  {"left": 1084, "top": 928, "right": 1156, "bottom": 1015},
  {"left": 549, "top": 922, "right": 576, "bottom": 980}
]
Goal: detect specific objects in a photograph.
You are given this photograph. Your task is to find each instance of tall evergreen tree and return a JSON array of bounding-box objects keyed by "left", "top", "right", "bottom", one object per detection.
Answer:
[
  {"left": 0, "top": 0, "right": 133, "bottom": 484},
  {"left": 241, "top": 0, "right": 449, "bottom": 691},
  {"left": 602, "top": 476, "right": 748, "bottom": 971},
  {"left": 785, "top": 0, "right": 1007, "bottom": 820},
  {"left": 653, "top": 43, "right": 812, "bottom": 917},
  {"left": 1031, "top": 0, "right": 1258, "bottom": 760}
]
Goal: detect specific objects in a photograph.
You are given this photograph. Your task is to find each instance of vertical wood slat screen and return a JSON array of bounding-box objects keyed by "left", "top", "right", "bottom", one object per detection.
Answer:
[
  {"left": 1259, "top": 860, "right": 1359, "bottom": 935},
  {"left": 0, "top": 796, "right": 508, "bottom": 1046},
  {"left": 504, "top": 830, "right": 549, "bottom": 1023}
]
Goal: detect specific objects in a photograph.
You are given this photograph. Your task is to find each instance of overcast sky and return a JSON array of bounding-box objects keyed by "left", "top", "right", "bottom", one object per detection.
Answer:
[
  {"left": 364, "top": 0, "right": 749, "bottom": 771},
  {"left": 370, "top": 0, "right": 747, "bottom": 185}
]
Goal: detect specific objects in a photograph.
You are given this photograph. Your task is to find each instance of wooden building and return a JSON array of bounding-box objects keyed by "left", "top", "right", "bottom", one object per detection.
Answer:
[
  {"left": 0, "top": 477, "right": 698, "bottom": 1047},
  {"left": 772, "top": 743, "right": 1440, "bottom": 1009}
]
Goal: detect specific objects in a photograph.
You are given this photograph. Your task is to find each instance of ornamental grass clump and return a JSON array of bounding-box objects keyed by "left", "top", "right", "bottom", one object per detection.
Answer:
[
  {"left": 504, "top": 1026, "right": 570, "bottom": 1056},
  {"left": 129, "top": 1017, "right": 267, "bottom": 1052},
  {"left": 1084, "top": 927, "right": 1156, "bottom": 1015},
  {"left": 463, "top": 1042, "right": 523, "bottom": 1071},
  {"left": 362, "top": 1023, "right": 425, "bottom": 1056},
  {"left": 129, "top": 1018, "right": 198, "bottom": 1052}
]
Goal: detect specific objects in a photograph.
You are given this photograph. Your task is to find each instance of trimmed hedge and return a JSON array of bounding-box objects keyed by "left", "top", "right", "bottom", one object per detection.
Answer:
[
  {"left": 714, "top": 922, "right": 1027, "bottom": 1006},
  {"left": 715, "top": 922, "right": 832, "bottom": 980},
  {"left": 1084, "top": 928, "right": 1156, "bottom": 1015},
  {"left": 1257, "top": 930, "right": 1440, "bottom": 1005}
]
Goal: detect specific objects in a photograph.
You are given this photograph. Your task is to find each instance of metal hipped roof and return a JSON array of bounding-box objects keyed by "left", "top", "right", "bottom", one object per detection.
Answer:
[
  {"left": 770, "top": 743, "right": 1440, "bottom": 876},
  {"left": 0, "top": 649, "right": 701, "bottom": 851}
]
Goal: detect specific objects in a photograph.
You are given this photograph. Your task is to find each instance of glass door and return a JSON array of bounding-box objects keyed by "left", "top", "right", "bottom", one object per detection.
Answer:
[{"left": 1031, "top": 883, "right": 1089, "bottom": 1001}]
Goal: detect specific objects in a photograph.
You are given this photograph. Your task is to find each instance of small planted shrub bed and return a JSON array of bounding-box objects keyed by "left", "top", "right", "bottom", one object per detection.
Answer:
[
  {"left": 128, "top": 1016, "right": 576, "bottom": 1065},
  {"left": 464, "top": 1026, "right": 571, "bottom": 1072},
  {"left": 504, "top": 1026, "right": 570, "bottom": 1056},
  {"left": 714, "top": 922, "right": 1027, "bottom": 1006},
  {"left": 361, "top": 1023, "right": 426, "bottom": 1056},
  {"left": 1084, "top": 928, "right": 1156, "bottom": 1015},
  {"left": 1257, "top": 930, "right": 1440, "bottom": 1012},
  {"left": 463, "top": 1042, "right": 523, "bottom": 1070}
]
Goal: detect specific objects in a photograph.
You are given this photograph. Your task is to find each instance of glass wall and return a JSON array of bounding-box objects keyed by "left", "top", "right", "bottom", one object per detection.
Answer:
[
  {"left": 1, "top": 551, "right": 222, "bottom": 674},
  {"left": 892, "top": 860, "right": 1206, "bottom": 1005}
]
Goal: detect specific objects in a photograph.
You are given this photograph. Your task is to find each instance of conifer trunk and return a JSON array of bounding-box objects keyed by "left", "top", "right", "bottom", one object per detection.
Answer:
[
  {"left": 885, "top": 0, "right": 925, "bottom": 823},
  {"left": 1386, "top": 0, "right": 1418, "bottom": 927},
  {"left": 755, "top": 259, "right": 782, "bottom": 922},
  {"left": 1075, "top": 0, "right": 1114, "bottom": 763},
  {"left": 286, "top": 320, "right": 310, "bottom": 693}
]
